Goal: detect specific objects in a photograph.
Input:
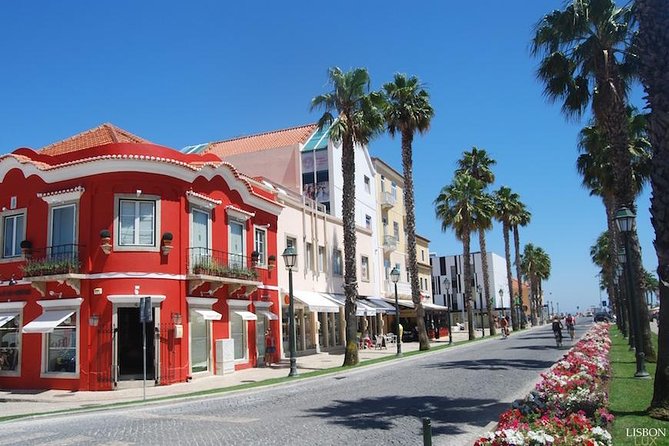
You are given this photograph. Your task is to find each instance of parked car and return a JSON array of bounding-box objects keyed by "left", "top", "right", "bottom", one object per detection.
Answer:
[{"left": 594, "top": 311, "right": 613, "bottom": 323}]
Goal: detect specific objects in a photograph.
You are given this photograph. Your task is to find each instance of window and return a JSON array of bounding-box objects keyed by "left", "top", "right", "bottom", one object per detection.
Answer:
[
  {"left": 286, "top": 237, "right": 297, "bottom": 269},
  {"left": 46, "top": 313, "right": 77, "bottom": 374},
  {"left": 305, "top": 242, "right": 313, "bottom": 271},
  {"left": 189, "top": 309, "right": 210, "bottom": 373},
  {"left": 361, "top": 256, "right": 369, "bottom": 281},
  {"left": 229, "top": 221, "right": 245, "bottom": 268},
  {"left": 318, "top": 246, "right": 325, "bottom": 272},
  {"left": 421, "top": 249, "right": 425, "bottom": 261},
  {"left": 365, "top": 215, "right": 372, "bottom": 230},
  {"left": 119, "top": 199, "right": 156, "bottom": 246},
  {"left": 192, "top": 209, "right": 210, "bottom": 251},
  {"left": 254, "top": 227, "right": 267, "bottom": 266},
  {"left": 380, "top": 175, "right": 386, "bottom": 192},
  {"left": 230, "top": 312, "right": 246, "bottom": 360},
  {"left": 393, "top": 221, "right": 399, "bottom": 239},
  {"left": 0, "top": 314, "right": 20, "bottom": 373},
  {"left": 382, "top": 217, "right": 388, "bottom": 236},
  {"left": 50, "top": 205, "right": 76, "bottom": 258},
  {"left": 2, "top": 213, "right": 25, "bottom": 258},
  {"left": 364, "top": 176, "right": 371, "bottom": 193},
  {"left": 391, "top": 181, "right": 397, "bottom": 199},
  {"left": 333, "top": 249, "right": 343, "bottom": 276}
]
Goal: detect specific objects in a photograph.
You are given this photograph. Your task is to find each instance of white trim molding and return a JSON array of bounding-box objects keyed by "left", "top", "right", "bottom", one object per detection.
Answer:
[
  {"left": 226, "top": 205, "right": 255, "bottom": 222},
  {"left": 37, "top": 186, "right": 84, "bottom": 205},
  {"left": 186, "top": 190, "right": 222, "bottom": 209}
]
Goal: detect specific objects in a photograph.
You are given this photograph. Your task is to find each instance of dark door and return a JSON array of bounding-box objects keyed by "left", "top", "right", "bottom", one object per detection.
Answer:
[{"left": 118, "top": 307, "right": 155, "bottom": 379}]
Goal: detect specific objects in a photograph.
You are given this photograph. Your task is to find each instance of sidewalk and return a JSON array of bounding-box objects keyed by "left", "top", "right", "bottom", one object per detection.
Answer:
[{"left": 0, "top": 327, "right": 497, "bottom": 420}]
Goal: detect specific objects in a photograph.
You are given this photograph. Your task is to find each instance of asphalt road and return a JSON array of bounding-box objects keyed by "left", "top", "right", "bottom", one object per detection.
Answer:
[{"left": 1, "top": 319, "right": 590, "bottom": 446}]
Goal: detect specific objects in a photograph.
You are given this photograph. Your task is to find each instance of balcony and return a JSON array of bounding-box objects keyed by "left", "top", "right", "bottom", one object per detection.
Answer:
[
  {"left": 21, "top": 244, "right": 85, "bottom": 295},
  {"left": 380, "top": 191, "right": 396, "bottom": 209},
  {"left": 384, "top": 279, "right": 412, "bottom": 298},
  {"left": 383, "top": 235, "right": 398, "bottom": 252},
  {"left": 187, "top": 247, "right": 262, "bottom": 294}
]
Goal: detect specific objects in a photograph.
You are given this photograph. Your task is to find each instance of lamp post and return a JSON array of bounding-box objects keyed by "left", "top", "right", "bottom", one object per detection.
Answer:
[
  {"left": 390, "top": 266, "right": 402, "bottom": 356},
  {"left": 445, "top": 280, "right": 453, "bottom": 344},
  {"left": 282, "top": 246, "right": 298, "bottom": 377},
  {"left": 616, "top": 264, "right": 628, "bottom": 339},
  {"left": 477, "top": 284, "right": 484, "bottom": 338},
  {"left": 498, "top": 288, "right": 505, "bottom": 319},
  {"left": 614, "top": 207, "right": 649, "bottom": 378}
]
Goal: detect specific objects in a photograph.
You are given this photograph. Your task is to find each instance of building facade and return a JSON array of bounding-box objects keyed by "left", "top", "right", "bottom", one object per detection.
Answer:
[{"left": 0, "top": 124, "right": 283, "bottom": 391}]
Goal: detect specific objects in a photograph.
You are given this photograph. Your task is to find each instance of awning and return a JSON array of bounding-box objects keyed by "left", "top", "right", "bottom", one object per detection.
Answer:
[
  {"left": 234, "top": 310, "right": 258, "bottom": 321},
  {"left": 323, "top": 294, "right": 375, "bottom": 316},
  {"left": 422, "top": 302, "right": 449, "bottom": 311},
  {"left": 258, "top": 310, "right": 279, "bottom": 321},
  {"left": 292, "top": 290, "right": 340, "bottom": 313},
  {"left": 360, "top": 297, "right": 397, "bottom": 314},
  {"left": 0, "top": 312, "right": 19, "bottom": 328},
  {"left": 23, "top": 309, "right": 75, "bottom": 334},
  {"left": 194, "top": 309, "right": 222, "bottom": 321},
  {"left": 382, "top": 297, "right": 415, "bottom": 309}
]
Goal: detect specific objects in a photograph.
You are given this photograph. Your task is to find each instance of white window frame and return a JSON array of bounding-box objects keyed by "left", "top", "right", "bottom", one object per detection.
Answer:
[
  {"left": 227, "top": 300, "right": 253, "bottom": 363},
  {"left": 318, "top": 246, "right": 325, "bottom": 273},
  {"left": 228, "top": 219, "right": 246, "bottom": 269},
  {"left": 114, "top": 194, "right": 161, "bottom": 252},
  {"left": 361, "top": 255, "right": 370, "bottom": 282},
  {"left": 254, "top": 226, "right": 267, "bottom": 267},
  {"left": 286, "top": 236, "right": 298, "bottom": 270},
  {"left": 305, "top": 242, "right": 313, "bottom": 271},
  {"left": 36, "top": 298, "right": 83, "bottom": 379},
  {"left": 363, "top": 176, "right": 371, "bottom": 193},
  {"left": 188, "top": 308, "right": 212, "bottom": 374},
  {"left": 48, "top": 203, "right": 78, "bottom": 251},
  {"left": 190, "top": 207, "right": 212, "bottom": 249},
  {"left": 333, "top": 249, "right": 343, "bottom": 276},
  {"left": 365, "top": 215, "right": 372, "bottom": 230},
  {"left": 0, "top": 209, "right": 27, "bottom": 261}
]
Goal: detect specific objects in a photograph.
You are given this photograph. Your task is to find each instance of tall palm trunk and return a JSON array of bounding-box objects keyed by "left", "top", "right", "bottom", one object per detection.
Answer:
[
  {"left": 513, "top": 225, "right": 527, "bottom": 327},
  {"left": 635, "top": 0, "right": 669, "bottom": 419},
  {"left": 462, "top": 233, "right": 475, "bottom": 340},
  {"left": 401, "top": 130, "right": 429, "bottom": 350},
  {"left": 479, "top": 229, "right": 496, "bottom": 335},
  {"left": 603, "top": 194, "right": 623, "bottom": 331},
  {"left": 503, "top": 222, "right": 517, "bottom": 330},
  {"left": 341, "top": 132, "right": 359, "bottom": 366},
  {"left": 594, "top": 66, "right": 656, "bottom": 362}
]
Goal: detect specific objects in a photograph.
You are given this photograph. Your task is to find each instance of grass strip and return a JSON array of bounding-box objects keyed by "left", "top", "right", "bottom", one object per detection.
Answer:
[{"left": 609, "top": 327, "right": 668, "bottom": 445}]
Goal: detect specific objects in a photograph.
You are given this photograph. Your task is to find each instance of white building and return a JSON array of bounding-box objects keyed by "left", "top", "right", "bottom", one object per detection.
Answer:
[{"left": 430, "top": 252, "right": 511, "bottom": 324}]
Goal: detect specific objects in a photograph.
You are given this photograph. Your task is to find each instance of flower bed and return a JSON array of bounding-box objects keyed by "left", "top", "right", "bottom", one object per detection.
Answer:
[{"left": 475, "top": 324, "right": 613, "bottom": 445}]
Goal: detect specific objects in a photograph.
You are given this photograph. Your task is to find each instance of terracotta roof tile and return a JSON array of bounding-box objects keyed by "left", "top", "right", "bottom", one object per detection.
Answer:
[
  {"left": 204, "top": 123, "right": 317, "bottom": 157},
  {"left": 39, "top": 123, "right": 152, "bottom": 156}
]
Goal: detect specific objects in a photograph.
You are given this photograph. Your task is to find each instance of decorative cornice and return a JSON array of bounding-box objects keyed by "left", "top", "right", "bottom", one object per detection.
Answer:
[
  {"left": 226, "top": 205, "right": 255, "bottom": 222},
  {"left": 37, "top": 186, "right": 84, "bottom": 205},
  {"left": 186, "top": 190, "right": 222, "bottom": 209}
]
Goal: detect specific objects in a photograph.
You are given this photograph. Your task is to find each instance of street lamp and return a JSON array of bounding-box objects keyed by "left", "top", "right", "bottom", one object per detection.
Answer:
[
  {"left": 477, "top": 284, "right": 484, "bottom": 338},
  {"left": 282, "top": 246, "right": 298, "bottom": 377},
  {"left": 614, "top": 207, "right": 649, "bottom": 378},
  {"left": 498, "top": 288, "right": 505, "bottom": 319},
  {"left": 445, "top": 280, "right": 453, "bottom": 344},
  {"left": 390, "top": 266, "right": 402, "bottom": 356}
]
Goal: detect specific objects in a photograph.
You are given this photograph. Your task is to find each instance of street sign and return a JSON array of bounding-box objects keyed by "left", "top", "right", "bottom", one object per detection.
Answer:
[{"left": 139, "top": 297, "right": 152, "bottom": 322}]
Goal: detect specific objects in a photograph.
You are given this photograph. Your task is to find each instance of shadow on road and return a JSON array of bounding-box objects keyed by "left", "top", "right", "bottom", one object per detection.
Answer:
[
  {"left": 424, "top": 358, "right": 555, "bottom": 371},
  {"left": 304, "top": 395, "right": 507, "bottom": 436}
]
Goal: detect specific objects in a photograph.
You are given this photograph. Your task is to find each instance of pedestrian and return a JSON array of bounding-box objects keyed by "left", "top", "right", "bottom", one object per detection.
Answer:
[{"left": 264, "top": 329, "right": 275, "bottom": 367}]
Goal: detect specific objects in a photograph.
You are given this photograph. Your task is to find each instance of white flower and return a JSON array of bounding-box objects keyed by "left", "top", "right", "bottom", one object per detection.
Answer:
[
  {"left": 503, "top": 429, "right": 526, "bottom": 445},
  {"left": 527, "top": 430, "right": 555, "bottom": 445},
  {"left": 591, "top": 426, "right": 612, "bottom": 441}
]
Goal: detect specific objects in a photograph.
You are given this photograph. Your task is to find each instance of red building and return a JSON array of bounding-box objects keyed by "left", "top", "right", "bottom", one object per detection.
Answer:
[{"left": 0, "top": 124, "right": 282, "bottom": 391}]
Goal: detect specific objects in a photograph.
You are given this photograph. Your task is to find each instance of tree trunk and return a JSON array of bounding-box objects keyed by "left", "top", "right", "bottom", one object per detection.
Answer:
[
  {"left": 503, "top": 223, "right": 518, "bottom": 330},
  {"left": 479, "top": 229, "right": 496, "bottom": 335},
  {"left": 341, "top": 132, "right": 359, "bottom": 366},
  {"left": 513, "top": 225, "right": 526, "bottom": 327},
  {"left": 603, "top": 194, "right": 622, "bottom": 331},
  {"left": 401, "top": 130, "right": 429, "bottom": 350},
  {"left": 630, "top": 229, "right": 657, "bottom": 362},
  {"left": 635, "top": 0, "right": 669, "bottom": 419},
  {"left": 463, "top": 233, "right": 475, "bottom": 340}
]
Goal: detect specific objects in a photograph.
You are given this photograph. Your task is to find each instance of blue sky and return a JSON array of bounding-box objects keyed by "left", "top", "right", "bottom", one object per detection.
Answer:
[{"left": 0, "top": 1, "right": 656, "bottom": 313}]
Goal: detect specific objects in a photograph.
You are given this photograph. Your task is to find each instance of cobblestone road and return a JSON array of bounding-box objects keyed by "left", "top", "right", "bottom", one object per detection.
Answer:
[{"left": 1, "top": 321, "right": 588, "bottom": 446}]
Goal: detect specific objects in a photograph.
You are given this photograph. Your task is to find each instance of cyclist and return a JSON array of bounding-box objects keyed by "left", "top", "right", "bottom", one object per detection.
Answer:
[
  {"left": 499, "top": 315, "right": 509, "bottom": 339},
  {"left": 565, "top": 314, "right": 575, "bottom": 340},
  {"left": 551, "top": 316, "right": 564, "bottom": 348}
]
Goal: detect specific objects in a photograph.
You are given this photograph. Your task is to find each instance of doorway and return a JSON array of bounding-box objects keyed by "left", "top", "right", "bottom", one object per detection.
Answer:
[{"left": 117, "top": 307, "right": 155, "bottom": 380}]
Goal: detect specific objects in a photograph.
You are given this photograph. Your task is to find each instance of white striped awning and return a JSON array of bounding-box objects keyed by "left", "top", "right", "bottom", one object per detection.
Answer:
[
  {"left": 234, "top": 310, "right": 257, "bottom": 321},
  {"left": 194, "top": 309, "right": 222, "bottom": 321},
  {"left": 0, "top": 312, "right": 19, "bottom": 328},
  {"left": 258, "top": 310, "right": 279, "bottom": 321},
  {"left": 23, "top": 310, "right": 74, "bottom": 334},
  {"left": 292, "top": 290, "right": 340, "bottom": 313}
]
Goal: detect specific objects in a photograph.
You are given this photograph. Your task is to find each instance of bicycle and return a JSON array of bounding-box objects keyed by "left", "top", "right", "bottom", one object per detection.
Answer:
[
  {"left": 554, "top": 330, "right": 563, "bottom": 348},
  {"left": 567, "top": 324, "right": 575, "bottom": 341}
]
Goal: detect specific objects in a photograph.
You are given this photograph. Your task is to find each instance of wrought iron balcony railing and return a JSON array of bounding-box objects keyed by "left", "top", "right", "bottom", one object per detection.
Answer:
[
  {"left": 188, "top": 247, "right": 259, "bottom": 281},
  {"left": 21, "top": 244, "right": 82, "bottom": 277}
]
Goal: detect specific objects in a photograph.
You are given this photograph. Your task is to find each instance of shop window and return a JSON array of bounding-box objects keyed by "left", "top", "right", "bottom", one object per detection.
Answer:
[
  {"left": 46, "top": 313, "right": 78, "bottom": 374},
  {"left": 0, "top": 314, "right": 20, "bottom": 373},
  {"left": 1, "top": 211, "right": 25, "bottom": 259},
  {"left": 189, "top": 309, "right": 210, "bottom": 373},
  {"left": 230, "top": 311, "right": 247, "bottom": 360}
]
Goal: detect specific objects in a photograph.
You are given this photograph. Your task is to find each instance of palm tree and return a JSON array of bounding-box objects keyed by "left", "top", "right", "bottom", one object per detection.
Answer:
[
  {"left": 577, "top": 108, "right": 651, "bottom": 333},
  {"left": 382, "top": 73, "right": 434, "bottom": 351},
  {"left": 494, "top": 186, "right": 521, "bottom": 331},
  {"left": 632, "top": 0, "right": 669, "bottom": 419},
  {"left": 455, "top": 147, "right": 497, "bottom": 335},
  {"left": 590, "top": 231, "right": 627, "bottom": 334},
  {"left": 311, "top": 67, "right": 384, "bottom": 366},
  {"left": 435, "top": 174, "right": 494, "bottom": 340},
  {"left": 533, "top": 0, "right": 656, "bottom": 362},
  {"left": 521, "top": 244, "right": 552, "bottom": 324},
  {"left": 511, "top": 201, "right": 532, "bottom": 325}
]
